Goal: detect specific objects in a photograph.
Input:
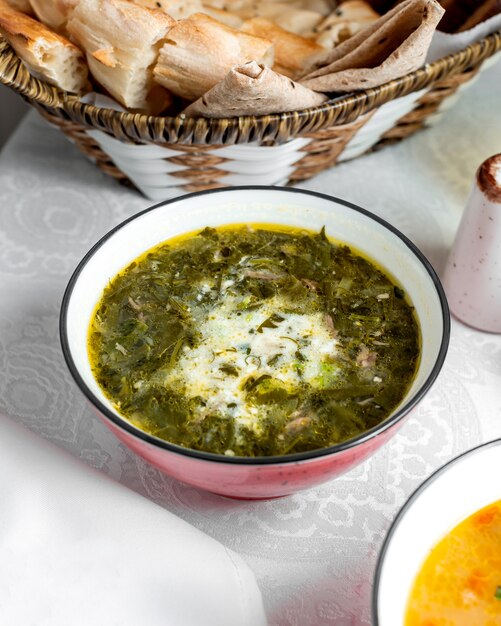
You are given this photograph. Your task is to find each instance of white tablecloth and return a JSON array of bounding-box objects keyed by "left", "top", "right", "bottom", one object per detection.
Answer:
[{"left": 1, "top": 58, "right": 501, "bottom": 625}]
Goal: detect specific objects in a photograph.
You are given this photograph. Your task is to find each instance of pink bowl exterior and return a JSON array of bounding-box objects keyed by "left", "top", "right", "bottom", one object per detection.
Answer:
[
  {"left": 94, "top": 405, "right": 412, "bottom": 499},
  {"left": 61, "top": 189, "right": 449, "bottom": 500}
]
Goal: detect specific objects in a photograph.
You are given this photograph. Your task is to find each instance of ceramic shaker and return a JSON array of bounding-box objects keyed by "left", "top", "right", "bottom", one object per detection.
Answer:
[{"left": 443, "top": 154, "right": 501, "bottom": 332}]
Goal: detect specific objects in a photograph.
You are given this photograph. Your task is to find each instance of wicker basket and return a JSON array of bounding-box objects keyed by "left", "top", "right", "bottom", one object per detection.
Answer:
[{"left": 1, "top": 27, "right": 500, "bottom": 200}]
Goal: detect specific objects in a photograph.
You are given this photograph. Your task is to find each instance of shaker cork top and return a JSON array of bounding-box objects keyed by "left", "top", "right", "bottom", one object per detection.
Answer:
[{"left": 477, "top": 153, "right": 501, "bottom": 203}]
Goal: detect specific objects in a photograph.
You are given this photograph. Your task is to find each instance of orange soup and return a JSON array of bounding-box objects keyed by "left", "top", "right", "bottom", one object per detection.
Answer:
[{"left": 405, "top": 500, "right": 501, "bottom": 626}]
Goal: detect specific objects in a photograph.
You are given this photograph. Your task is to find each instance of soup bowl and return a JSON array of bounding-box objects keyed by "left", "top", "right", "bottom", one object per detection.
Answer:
[
  {"left": 373, "top": 438, "right": 501, "bottom": 625},
  {"left": 60, "top": 186, "right": 449, "bottom": 499}
]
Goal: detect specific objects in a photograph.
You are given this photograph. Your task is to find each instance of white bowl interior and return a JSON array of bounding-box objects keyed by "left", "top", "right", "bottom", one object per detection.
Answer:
[
  {"left": 64, "top": 188, "right": 446, "bottom": 433},
  {"left": 376, "top": 440, "right": 501, "bottom": 625}
]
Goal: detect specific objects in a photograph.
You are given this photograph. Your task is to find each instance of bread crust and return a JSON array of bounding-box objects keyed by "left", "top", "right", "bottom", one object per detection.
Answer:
[
  {"left": 241, "top": 17, "right": 324, "bottom": 78},
  {"left": 132, "top": 0, "right": 244, "bottom": 27},
  {"left": 132, "top": 0, "right": 203, "bottom": 20},
  {"left": 0, "top": 0, "right": 89, "bottom": 92},
  {"left": 68, "top": 0, "right": 175, "bottom": 54},
  {"left": 201, "top": 5, "right": 243, "bottom": 27},
  {"left": 1, "top": 0, "right": 72, "bottom": 46},
  {"left": 244, "top": 2, "right": 324, "bottom": 34},
  {"left": 313, "top": 1, "right": 380, "bottom": 48},
  {"left": 3, "top": 0, "right": 32, "bottom": 13},
  {"left": 30, "top": 0, "right": 78, "bottom": 31},
  {"left": 67, "top": 0, "right": 175, "bottom": 110},
  {"left": 153, "top": 12, "right": 274, "bottom": 100}
]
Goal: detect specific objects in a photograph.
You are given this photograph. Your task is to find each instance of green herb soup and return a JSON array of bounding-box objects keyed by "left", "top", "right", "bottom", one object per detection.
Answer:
[{"left": 88, "top": 225, "right": 420, "bottom": 457}]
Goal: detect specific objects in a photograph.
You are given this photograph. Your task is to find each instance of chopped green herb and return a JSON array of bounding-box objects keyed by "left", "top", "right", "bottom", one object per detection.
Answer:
[
  {"left": 219, "top": 364, "right": 239, "bottom": 377},
  {"left": 267, "top": 353, "right": 282, "bottom": 366},
  {"left": 319, "top": 225, "right": 329, "bottom": 242},
  {"left": 394, "top": 286, "right": 405, "bottom": 299},
  {"left": 242, "top": 374, "right": 272, "bottom": 393},
  {"left": 495, "top": 586, "right": 501, "bottom": 600},
  {"left": 245, "top": 355, "right": 262, "bottom": 368},
  {"left": 256, "top": 313, "right": 285, "bottom": 333},
  {"left": 169, "top": 336, "right": 186, "bottom": 366},
  {"left": 88, "top": 225, "right": 420, "bottom": 457}
]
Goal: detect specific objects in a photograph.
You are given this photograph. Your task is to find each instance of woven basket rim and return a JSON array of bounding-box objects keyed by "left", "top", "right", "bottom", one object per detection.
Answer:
[{"left": 1, "top": 29, "right": 500, "bottom": 144}]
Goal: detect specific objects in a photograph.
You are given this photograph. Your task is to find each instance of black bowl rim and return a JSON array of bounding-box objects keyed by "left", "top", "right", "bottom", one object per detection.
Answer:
[
  {"left": 60, "top": 185, "right": 450, "bottom": 466},
  {"left": 372, "top": 436, "right": 501, "bottom": 625}
]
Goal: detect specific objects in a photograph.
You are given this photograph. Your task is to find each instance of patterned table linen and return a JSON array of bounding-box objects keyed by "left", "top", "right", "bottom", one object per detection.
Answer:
[{"left": 1, "top": 58, "right": 501, "bottom": 625}]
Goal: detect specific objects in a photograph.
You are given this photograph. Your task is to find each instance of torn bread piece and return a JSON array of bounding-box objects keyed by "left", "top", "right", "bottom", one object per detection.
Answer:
[
  {"left": 201, "top": 0, "right": 252, "bottom": 11},
  {"left": 241, "top": 17, "right": 324, "bottom": 78},
  {"left": 301, "top": 0, "right": 444, "bottom": 92},
  {"left": 237, "top": 1, "right": 323, "bottom": 34},
  {"left": 298, "top": 0, "right": 333, "bottom": 15},
  {"left": 67, "top": 0, "right": 174, "bottom": 111},
  {"left": 29, "top": 0, "right": 78, "bottom": 32},
  {"left": 205, "top": 0, "right": 324, "bottom": 32},
  {"left": 184, "top": 61, "right": 328, "bottom": 117},
  {"left": 201, "top": 5, "right": 244, "bottom": 27},
  {"left": 3, "top": 0, "right": 32, "bottom": 13},
  {"left": 0, "top": 0, "right": 89, "bottom": 92},
  {"left": 132, "top": 0, "right": 243, "bottom": 27},
  {"left": 314, "top": 1, "right": 380, "bottom": 48},
  {"left": 131, "top": 0, "right": 203, "bottom": 20},
  {"left": 153, "top": 13, "right": 274, "bottom": 101}
]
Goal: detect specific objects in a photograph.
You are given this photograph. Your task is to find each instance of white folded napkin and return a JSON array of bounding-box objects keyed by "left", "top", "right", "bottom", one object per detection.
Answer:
[{"left": 0, "top": 414, "right": 266, "bottom": 626}]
